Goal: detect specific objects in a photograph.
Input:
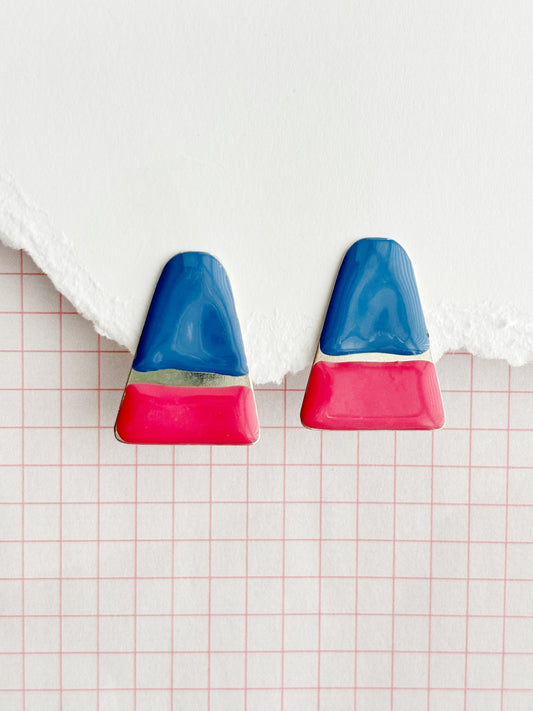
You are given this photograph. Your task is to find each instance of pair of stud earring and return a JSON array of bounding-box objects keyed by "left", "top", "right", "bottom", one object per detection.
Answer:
[{"left": 115, "top": 238, "right": 444, "bottom": 445}]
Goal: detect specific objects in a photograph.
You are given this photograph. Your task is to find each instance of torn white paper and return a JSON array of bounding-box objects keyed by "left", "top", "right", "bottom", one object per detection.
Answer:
[{"left": 1, "top": 1, "right": 532, "bottom": 383}]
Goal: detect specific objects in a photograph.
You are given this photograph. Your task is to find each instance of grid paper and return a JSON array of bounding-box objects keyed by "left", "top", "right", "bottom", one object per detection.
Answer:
[{"left": 0, "top": 243, "right": 532, "bottom": 711}]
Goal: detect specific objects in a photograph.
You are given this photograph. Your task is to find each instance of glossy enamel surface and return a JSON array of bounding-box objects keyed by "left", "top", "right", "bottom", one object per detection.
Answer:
[
  {"left": 133, "top": 252, "right": 248, "bottom": 376},
  {"left": 320, "top": 239, "right": 429, "bottom": 356},
  {"left": 116, "top": 383, "right": 259, "bottom": 445},
  {"left": 301, "top": 360, "right": 445, "bottom": 430}
]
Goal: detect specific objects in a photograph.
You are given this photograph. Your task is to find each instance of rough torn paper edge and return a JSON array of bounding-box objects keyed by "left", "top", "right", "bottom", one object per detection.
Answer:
[
  {"left": 0, "top": 173, "right": 133, "bottom": 348},
  {"left": 1, "top": 173, "right": 532, "bottom": 384}
]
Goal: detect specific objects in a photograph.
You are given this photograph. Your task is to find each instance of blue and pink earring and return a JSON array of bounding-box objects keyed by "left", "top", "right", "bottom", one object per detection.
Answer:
[
  {"left": 300, "top": 238, "right": 445, "bottom": 430},
  {"left": 115, "top": 252, "right": 259, "bottom": 445}
]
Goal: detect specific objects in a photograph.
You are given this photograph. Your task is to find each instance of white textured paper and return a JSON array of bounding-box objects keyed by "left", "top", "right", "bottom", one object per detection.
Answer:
[{"left": 1, "top": 1, "right": 532, "bottom": 382}]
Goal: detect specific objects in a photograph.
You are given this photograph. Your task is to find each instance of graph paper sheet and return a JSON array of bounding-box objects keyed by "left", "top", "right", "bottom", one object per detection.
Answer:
[{"left": 0, "top": 243, "right": 532, "bottom": 711}]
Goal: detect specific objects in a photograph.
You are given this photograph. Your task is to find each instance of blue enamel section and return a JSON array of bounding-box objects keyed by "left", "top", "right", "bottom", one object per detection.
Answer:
[
  {"left": 320, "top": 239, "right": 429, "bottom": 356},
  {"left": 133, "top": 252, "right": 249, "bottom": 376}
]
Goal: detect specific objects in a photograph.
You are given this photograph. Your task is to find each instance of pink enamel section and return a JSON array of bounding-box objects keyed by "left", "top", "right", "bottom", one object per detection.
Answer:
[
  {"left": 300, "top": 360, "right": 445, "bottom": 430},
  {"left": 115, "top": 383, "right": 259, "bottom": 445}
]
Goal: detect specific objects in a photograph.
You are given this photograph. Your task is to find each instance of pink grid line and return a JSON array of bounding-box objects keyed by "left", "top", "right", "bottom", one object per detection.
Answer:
[
  {"left": 244, "top": 445, "right": 250, "bottom": 709},
  {"left": 280, "top": 378, "right": 287, "bottom": 711},
  {"left": 6, "top": 500, "right": 533, "bottom": 507},
  {"left": 463, "top": 355, "right": 473, "bottom": 709},
  {"left": 0, "top": 246, "right": 533, "bottom": 710},
  {"left": 500, "top": 365, "right": 512, "bottom": 710},
  {"left": 427, "top": 430, "right": 435, "bottom": 710},
  {"left": 170, "top": 444, "right": 176, "bottom": 710},
  {"left": 3, "top": 649, "right": 533, "bottom": 657},
  {"left": 317, "top": 430, "right": 323, "bottom": 711},
  {"left": 3, "top": 612, "right": 533, "bottom": 620},
  {"left": 207, "top": 445, "right": 213, "bottom": 710},
  {"left": 96, "top": 334, "right": 101, "bottom": 711},
  {"left": 390, "top": 431, "right": 397, "bottom": 710},
  {"left": 59, "top": 291, "right": 63, "bottom": 708},
  {"left": 133, "top": 444, "right": 138, "bottom": 710},
  {"left": 353, "top": 431, "right": 360, "bottom": 708},
  {"left": 19, "top": 251, "right": 26, "bottom": 711}
]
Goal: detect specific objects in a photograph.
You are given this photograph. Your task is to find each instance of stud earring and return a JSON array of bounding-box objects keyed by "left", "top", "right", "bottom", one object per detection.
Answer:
[
  {"left": 300, "top": 238, "right": 445, "bottom": 430},
  {"left": 115, "top": 252, "right": 259, "bottom": 445}
]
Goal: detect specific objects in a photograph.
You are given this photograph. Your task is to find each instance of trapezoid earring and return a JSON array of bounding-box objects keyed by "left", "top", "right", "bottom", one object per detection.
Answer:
[
  {"left": 115, "top": 251, "right": 260, "bottom": 445},
  {"left": 300, "top": 238, "right": 445, "bottom": 430}
]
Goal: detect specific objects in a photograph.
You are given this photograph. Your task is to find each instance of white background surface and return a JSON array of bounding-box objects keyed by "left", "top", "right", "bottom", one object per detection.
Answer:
[{"left": 1, "top": 1, "right": 532, "bottom": 382}]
